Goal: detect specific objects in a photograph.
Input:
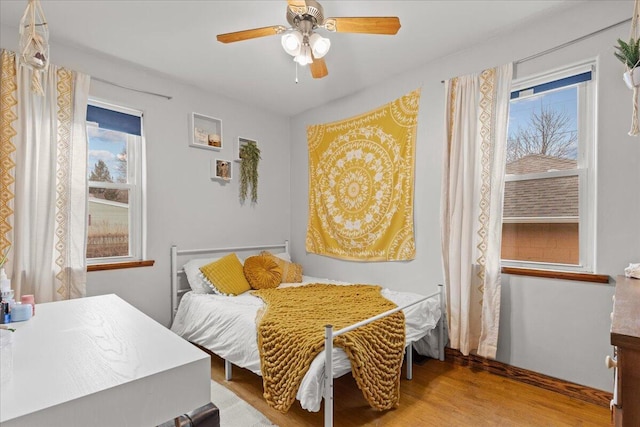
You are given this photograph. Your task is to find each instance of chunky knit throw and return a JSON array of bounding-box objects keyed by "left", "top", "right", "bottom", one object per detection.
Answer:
[{"left": 252, "top": 284, "right": 406, "bottom": 413}]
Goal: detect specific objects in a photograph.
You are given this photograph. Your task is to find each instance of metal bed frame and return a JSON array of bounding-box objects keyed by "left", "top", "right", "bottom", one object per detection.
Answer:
[{"left": 170, "top": 241, "right": 445, "bottom": 427}]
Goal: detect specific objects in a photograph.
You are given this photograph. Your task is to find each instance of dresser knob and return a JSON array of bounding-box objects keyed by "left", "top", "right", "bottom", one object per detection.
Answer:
[{"left": 605, "top": 355, "right": 617, "bottom": 369}]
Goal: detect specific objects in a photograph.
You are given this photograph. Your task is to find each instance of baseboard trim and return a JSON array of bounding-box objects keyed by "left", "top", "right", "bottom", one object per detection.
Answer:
[{"left": 444, "top": 348, "right": 612, "bottom": 408}]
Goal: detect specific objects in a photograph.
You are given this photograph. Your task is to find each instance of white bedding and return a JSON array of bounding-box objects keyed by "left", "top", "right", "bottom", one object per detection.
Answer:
[{"left": 170, "top": 276, "right": 441, "bottom": 412}]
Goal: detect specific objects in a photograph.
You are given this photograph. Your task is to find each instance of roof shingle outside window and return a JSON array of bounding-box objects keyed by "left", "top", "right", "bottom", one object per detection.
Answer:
[{"left": 504, "top": 154, "right": 578, "bottom": 220}]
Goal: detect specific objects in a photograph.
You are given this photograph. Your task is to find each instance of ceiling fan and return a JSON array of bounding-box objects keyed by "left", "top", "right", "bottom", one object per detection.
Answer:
[{"left": 216, "top": 0, "right": 401, "bottom": 79}]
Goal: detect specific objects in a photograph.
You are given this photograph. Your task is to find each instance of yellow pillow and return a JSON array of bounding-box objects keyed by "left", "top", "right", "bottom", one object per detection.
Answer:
[
  {"left": 260, "top": 251, "right": 303, "bottom": 283},
  {"left": 200, "top": 253, "right": 251, "bottom": 296},
  {"left": 243, "top": 255, "right": 282, "bottom": 290}
]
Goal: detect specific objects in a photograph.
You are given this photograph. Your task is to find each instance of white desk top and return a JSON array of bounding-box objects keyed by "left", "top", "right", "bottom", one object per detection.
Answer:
[{"left": 0, "top": 294, "right": 210, "bottom": 427}]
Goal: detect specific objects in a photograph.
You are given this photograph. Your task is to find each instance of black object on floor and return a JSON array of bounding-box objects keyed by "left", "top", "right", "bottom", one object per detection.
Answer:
[
  {"left": 157, "top": 402, "right": 220, "bottom": 427},
  {"left": 412, "top": 348, "right": 431, "bottom": 366}
]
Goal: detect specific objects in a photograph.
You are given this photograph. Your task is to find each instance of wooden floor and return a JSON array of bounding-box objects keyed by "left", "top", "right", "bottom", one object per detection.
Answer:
[{"left": 209, "top": 353, "right": 610, "bottom": 427}]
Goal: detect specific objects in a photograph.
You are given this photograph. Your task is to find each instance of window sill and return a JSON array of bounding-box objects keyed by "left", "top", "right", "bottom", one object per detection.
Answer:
[
  {"left": 501, "top": 266, "right": 609, "bottom": 284},
  {"left": 87, "top": 260, "right": 155, "bottom": 272}
]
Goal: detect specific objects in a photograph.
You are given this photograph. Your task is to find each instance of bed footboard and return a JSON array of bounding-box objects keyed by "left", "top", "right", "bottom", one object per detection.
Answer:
[{"left": 323, "top": 284, "right": 445, "bottom": 427}]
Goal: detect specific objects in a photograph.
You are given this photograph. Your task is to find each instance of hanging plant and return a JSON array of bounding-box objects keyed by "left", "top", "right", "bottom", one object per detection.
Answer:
[
  {"left": 18, "top": 0, "right": 49, "bottom": 95},
  {"left": 615, "top": 38, "right": 640, "bottom": 90},
  {"left": 239, "top": 141, "right": 260, "bottom": 203},
  {"left": 614, "top": 38, "right": 640, "bottom": 71},
  {"left": 616, "top": 0, "right": 640, "bottom": 136}
]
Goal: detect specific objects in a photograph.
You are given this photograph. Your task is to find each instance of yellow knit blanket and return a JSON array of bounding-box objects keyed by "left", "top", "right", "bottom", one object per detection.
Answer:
[{"left": 252, "top": 284, "right": 406, "bottom": 413}]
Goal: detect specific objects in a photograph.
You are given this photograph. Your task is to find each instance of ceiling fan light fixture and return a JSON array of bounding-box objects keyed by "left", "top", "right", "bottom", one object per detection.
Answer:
[
  {"left": 294, "top": 44, "right": 313, "bottom": 66},
  {"left": 309, "top": 33, "right": 330, "bottom": 58},
  {"left": 281, "top": 31, "right": 302, "bottom": 56},
  {"left": 216, "top": 0, "right": 401, "bottom": 80}
]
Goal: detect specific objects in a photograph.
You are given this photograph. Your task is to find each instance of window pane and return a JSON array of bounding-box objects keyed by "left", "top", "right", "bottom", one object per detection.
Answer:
[
  {"left": 501, "top": 223, "right": 579, "bottom": 265},
  {"left": 503, "top": 83, "right": 582, "bottom": 266},
  {"left": 87, "top": 126, "right": 128, "bottom": 184},
  {"left": 86, "top": 100, "right": 143, "bottom": 264},
  {"left": 507, "top": 86, "right": 577, "bottom": 174},
  {"left": 502, "top": 175, "right": 579, "bottom": 264},
  {"left": 504, "top": 175, "right": 578, "bottom": 219},
  {"left": 87, "top": 190, "right": 130, "bottom": 258}
]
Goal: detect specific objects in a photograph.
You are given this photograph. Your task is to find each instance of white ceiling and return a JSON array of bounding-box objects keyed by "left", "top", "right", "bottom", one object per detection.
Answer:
[{"left": 0, "top": 0, "right": 579, "bottom": 116}]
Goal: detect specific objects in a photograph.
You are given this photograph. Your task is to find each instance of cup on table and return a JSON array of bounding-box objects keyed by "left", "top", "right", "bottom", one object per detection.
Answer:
[{"left": 21, "top": 294, "right": 35, "bottom": 316}]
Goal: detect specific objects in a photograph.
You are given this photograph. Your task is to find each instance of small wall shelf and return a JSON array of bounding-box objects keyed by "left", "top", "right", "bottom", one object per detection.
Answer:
[
  {"left": 235, "top": 136, "right": 258, "bottom": 162},
  {"left": 211, "top": 158, "right": 232, "bottom": 182},
  {"left": 190, "top": 112, "right": 223, "bottom": 151}
]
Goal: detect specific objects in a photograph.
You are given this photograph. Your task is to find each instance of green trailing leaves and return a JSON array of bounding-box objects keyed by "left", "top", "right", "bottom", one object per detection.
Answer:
[
  {"left": 239, "top": 141, "right": 260, "bottom": 203},
  {"left": 614, "top": 38, "right": 640, "bottom": 69}
]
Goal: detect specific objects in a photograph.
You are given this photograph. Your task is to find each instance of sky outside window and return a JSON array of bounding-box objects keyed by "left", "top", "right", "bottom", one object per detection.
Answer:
[
  {"left": 87, "top": 125, "right": 127, "bottom": 182},
  {"left": 508, "top": 86, "right": 578, "bottom": 161}
]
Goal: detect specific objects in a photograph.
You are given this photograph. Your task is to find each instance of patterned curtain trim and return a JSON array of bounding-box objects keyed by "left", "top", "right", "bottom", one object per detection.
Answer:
[
  {"left": 54, "top": 67, "right": 74, "bottom": 298},
  {"left": 0, "top": 50, "right": 17, "bottom": 257},
  {"left": 475, "top": 68, "right": 497, "bottom": 291}
]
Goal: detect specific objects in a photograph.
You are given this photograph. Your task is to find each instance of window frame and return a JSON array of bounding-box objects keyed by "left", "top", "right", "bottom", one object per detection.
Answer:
[
  {"left": 501, "top": 60, "right": 596, "bottom": 273},
  {"left": 86, "top": 99, "right": 147, "bottom": 265}
]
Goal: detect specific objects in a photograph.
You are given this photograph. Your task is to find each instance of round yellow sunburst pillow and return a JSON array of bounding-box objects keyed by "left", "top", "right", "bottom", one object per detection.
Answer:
[{"left": 243, "top": 255, "right": 283, "bottom": 290}]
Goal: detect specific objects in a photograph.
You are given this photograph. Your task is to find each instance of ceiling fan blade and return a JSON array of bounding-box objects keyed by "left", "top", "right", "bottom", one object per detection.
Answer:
[
  {"left": 217, "top": 25, "right": 286, "bottom": 44},
  {"left": 287, "top": 0, "right": 308, "bottom": 15},
  {"left": 324, "top": 17, "right": 401, "bottom": 35},
  {"left": 310, "top": 56, "right": 328, "bottom": 79}
]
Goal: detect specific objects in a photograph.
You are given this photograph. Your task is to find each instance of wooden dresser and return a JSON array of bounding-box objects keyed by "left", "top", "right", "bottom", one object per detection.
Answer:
[{"left": 610, "top": 275, "right": 640, "bottom": 427}]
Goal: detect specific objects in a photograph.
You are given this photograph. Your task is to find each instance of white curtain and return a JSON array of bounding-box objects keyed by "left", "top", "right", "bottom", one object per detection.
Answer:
[
  {"left": 1, "top": 49, "right": 90, "bottom": 303},
  {"left": 441, "top": 64, "right": 512, "bottom": 359}
]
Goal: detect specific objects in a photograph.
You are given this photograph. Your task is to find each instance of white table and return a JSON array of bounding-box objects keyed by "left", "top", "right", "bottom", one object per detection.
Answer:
[{"left": 0, "top": 294, "right": 211, "bottom": 427}]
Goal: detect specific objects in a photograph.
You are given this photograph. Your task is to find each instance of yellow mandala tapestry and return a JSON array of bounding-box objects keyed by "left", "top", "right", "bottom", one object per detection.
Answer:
[{"left": 306, "top": 89, "right": 421, "bottom": 261}]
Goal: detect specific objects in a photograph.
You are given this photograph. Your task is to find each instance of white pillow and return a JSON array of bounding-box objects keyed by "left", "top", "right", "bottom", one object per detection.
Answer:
[
  {"left": 183, "top": 257, "right": 222, "bottom": 293},
  {"left": 272, "top": 252, "right": 292, "bottom": 263}
]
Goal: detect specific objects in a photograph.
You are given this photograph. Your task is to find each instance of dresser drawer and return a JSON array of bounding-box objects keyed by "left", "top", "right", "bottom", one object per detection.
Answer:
[{"left": 611, "top": 276, "right": 640, "bottom": 427}]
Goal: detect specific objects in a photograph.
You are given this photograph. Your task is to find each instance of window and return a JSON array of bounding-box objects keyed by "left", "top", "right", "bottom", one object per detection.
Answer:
[
  {"left": 86, "top": 100, "right": 146, "bottom": 264},
  {"left": 502, "top": 62, "right": 595, "bottom": 272}
]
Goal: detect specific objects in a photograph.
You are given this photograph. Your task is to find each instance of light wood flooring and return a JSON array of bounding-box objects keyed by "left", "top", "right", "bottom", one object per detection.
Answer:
[{"left": 209, "top": 353, "right": 610, "bottom": 427}]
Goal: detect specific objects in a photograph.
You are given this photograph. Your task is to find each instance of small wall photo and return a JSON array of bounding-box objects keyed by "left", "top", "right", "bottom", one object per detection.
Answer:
[{"left": 211, "top": 159, "right": 232, "bottom": 181}]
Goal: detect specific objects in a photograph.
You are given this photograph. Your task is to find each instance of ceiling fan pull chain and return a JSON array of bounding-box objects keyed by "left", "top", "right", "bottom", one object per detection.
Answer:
[{"left": 295, "top": 61, "right": 299, "bottom": 84}]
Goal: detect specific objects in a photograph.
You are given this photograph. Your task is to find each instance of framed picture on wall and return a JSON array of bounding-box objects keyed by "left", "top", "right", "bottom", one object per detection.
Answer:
[
  {"left": 190, "top": 112, "right": 223, "bottom": 150},
  {"left": 235, "top": 136, "right": 258, "bottom": 162},
  {"left": 211, "top": 158, "right": 232, "bottom": 181}
]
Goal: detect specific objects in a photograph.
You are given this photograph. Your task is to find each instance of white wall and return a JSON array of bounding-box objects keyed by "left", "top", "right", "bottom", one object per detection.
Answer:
[
  {"left": 1, "top": 25, "right": 292, "bottom": 328},
  {"left": 289, "top": 1, "right": 639, "bottom": 392}
]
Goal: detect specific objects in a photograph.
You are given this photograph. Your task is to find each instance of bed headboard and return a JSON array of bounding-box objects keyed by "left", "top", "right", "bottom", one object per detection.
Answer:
[{"left": 170, "top": 241, "right": 289, "bottom": 321}]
